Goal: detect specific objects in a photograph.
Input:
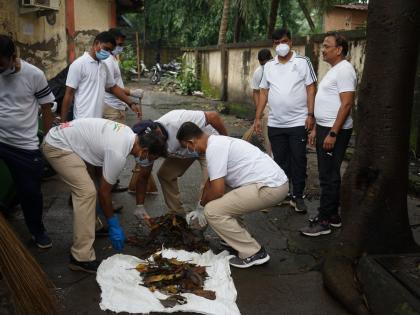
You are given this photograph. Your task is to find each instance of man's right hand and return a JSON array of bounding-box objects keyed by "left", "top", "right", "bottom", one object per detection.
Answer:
[
  {"left": 308, "top": 129, "right": 316, "bottom": 147},
  {"left": 253, "top": 118, "right": 262, "bottom": 134}
]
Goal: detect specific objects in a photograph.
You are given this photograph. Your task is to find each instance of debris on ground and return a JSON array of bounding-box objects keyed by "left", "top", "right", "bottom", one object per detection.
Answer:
[
  {"left": 135, "top": 252, "right": 216, "bottom": 308},
  {"left": 127, "top": 213, "right": 209, "bottom": 258}
]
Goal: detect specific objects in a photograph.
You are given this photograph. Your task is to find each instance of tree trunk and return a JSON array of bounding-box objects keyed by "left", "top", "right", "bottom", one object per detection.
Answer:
[
  {"left": 297, "top": 0, "right": 315, "bottom": 32},
  {"left": 233, "top": 9, "right": 243, "bottom": 43},
  {"left": 267, "top": 0, "right": 280, "bottom": 38},
  {"left": 323, "top": 0, "right": 420, "bottom": 313},
  {"left": 218, "top": 0, "right": 230, "bottom": 45}
]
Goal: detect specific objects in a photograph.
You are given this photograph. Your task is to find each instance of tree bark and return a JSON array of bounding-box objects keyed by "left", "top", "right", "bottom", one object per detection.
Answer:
[
  {"left": 323, "top": 0, "right": 420, "bottom": 312},
  {"left": 233, "top": 9, "right": 243, "bottom": 43},
  {"left": 297, "top": 0, "right": 315, "bottom": 32},
  {"left": 267, "top": 0, "right": 280, "bottom": 38},
  {"left": 218, "top": 0, "right": 231, "bottom": 45}
]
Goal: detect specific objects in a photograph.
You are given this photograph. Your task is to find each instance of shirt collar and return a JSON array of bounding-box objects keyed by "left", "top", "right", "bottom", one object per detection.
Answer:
[
  {"left": 83, "top": 52, "right": 98, "bottom": 63},
  {"left": 274, "top": 51, "right": 296, "bottom": 64}
]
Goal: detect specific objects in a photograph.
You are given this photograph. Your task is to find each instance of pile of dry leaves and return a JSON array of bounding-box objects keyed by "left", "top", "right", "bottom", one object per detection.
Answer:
[
  {"left": 136, "top": 252, "right": 215, "bottom": 308},
  {"left": 128, "top": 213, "right": 209, "bottom": 258}
]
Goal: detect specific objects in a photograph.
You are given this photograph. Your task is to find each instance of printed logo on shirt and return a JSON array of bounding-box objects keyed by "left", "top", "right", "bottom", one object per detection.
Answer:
[
  {"left": 59, "top": 122, "right": 72, "bottom": 129},
  {"left": 108, "top": 121, "right": 125, "bottom": 132}
]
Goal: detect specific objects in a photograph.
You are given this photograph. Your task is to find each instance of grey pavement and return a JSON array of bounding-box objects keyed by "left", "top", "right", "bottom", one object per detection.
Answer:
[{"left": 6, "top": 82, "right": 420, "bottom": 315}]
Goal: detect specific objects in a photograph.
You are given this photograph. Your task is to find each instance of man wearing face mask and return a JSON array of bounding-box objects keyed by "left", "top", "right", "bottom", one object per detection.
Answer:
[
  {"left": 103, "top": 28, "right": 147, "bottom": 194},
  {"left": 255, "top": 28, "right": 317, "bottom": 214},
  {"left": 61, "top": 31, "right": 141, "bottom": 122},
  {"left": 42, "top": 118, "right": 167, "bottom": 273},
  {"left": 129, "top": 110, "right": 228, "bottom": 221},
  {"left": 0, "top": 35, "right": 54, "bottom": 249},
  {"left": 103, "top": 28, "right": 144, "bottom": 124}
]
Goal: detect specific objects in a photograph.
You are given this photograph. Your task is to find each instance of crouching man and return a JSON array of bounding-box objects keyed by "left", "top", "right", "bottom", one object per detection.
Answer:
[
  {"left": 42, "top": 118, "right": 167, "bottom": 273},
  {"left": 177, "top": 122, "right": 288, "bottom": 268}
]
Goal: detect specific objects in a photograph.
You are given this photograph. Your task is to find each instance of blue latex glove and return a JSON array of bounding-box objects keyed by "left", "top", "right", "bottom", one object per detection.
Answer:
[{"left": 107, "top": 215, "right": 125, "bottom": 251}]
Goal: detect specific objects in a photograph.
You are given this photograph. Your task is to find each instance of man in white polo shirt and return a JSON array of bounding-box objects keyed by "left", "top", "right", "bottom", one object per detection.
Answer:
[
  {"left": 42, "top": 118, "right": 167, "bottom": 273},
  {"left": 242, "top": 48, "right": 272, "bottom": 155},
  {"left": 61, "top": 31, "right": 141, "bottom": 122},
  {"left": 301, "top": 32, "right": 356, "bottom": 237},
  {"left": 177, "top": 122, "right": 289, "bottom": 268},
  {"left": 129, "top": 110, "right": 227, "bottom": 219},
  {"left": 255, "top": 28, "right": 316, "bottom": 214},
  {"left": 0, "top": 35, "right": 54, "bottom": 249}
]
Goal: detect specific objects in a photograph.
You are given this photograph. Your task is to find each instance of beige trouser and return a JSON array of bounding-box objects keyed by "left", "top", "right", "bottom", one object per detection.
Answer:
[
  {"left": 243, "top": 106, "right": 271, "bottom": 155},
  {"left": 42, "top": 143, "right": 96, "bottom": 262},
  {"left": 204, "top": 182, "right": 289, "bottom": 258},
  {"left": 103, "top": 103, "right": 126, "bottom": 124},
  {"left": 157, "top": 156, "right": 208, "bottom": 213}
]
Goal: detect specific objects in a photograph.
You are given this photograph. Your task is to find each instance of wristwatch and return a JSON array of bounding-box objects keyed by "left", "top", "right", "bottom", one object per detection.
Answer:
[
  {"left": 329, "top": 131, "right": 337, "bottom": 137},
  {"left": 307, "top": 113, "right": 314, "bottom": 117}
]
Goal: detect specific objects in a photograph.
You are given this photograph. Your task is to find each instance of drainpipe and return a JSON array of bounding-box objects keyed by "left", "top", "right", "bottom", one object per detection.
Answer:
[{"left": 66, "top": 0, "right": 75, "bottom": 63}]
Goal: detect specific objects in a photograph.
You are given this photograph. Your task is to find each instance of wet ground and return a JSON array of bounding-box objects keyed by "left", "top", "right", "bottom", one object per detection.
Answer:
[{"left": 4, "top": 80, "right": 420, "bottom": 315}]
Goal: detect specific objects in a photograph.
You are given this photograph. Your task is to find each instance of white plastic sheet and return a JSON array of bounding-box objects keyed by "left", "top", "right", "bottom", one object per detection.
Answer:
[{"left": 97, "top": 249, "right": 241, "bottom": 315}]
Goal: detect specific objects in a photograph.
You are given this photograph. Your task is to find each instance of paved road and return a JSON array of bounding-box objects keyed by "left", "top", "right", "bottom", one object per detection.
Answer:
[{"left": 6, "top": 83, "right": 420, "bottom": 314}]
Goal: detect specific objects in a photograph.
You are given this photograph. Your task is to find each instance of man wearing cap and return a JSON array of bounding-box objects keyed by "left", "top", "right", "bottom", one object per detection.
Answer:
[{"left": 42, "top": 118, "right": 167, "bottom": 273}]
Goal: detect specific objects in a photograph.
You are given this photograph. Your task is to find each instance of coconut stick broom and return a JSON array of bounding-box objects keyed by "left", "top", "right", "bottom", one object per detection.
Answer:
[{"left": 0, "top": 213, "right": 58, "bottom": 315}]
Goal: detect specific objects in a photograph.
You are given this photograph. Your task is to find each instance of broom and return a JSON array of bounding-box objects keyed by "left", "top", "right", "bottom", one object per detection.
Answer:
[{"left": 0, "top": 213, "right": 58, "bottom": 315}]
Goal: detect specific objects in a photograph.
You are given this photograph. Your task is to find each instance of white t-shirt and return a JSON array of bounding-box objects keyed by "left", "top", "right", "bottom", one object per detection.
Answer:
[
  {"left": 206, "top": 135, "right": 288, "bottom": 188},
  {"left": 314, "top": 60, "right": 356, "bottom": 129},
  {"left": 260, "top": 52, "right": 317, "bottom": 128},
  {"left": 45, "top": 118, "right": 135, "bottom": 185},
  {"left": 156, "top": 110, "right": 216, "bottom": 158},
  {"left": 250, "top": 65, "right": 264, "bottom": 90},
  {"left": 66, "top": 52, "right": 115, "bottom": 119},
  {"left": 0, "top": 60, "right": 55, "bottom": 150},
  {"left": 103, "top": 56, "right": 126, "bottom": 111}
]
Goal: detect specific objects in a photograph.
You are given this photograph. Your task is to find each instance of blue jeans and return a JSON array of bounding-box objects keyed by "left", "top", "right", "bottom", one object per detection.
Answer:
[{"left": 0, "top": 141, "right": 46, "bottom": 235}]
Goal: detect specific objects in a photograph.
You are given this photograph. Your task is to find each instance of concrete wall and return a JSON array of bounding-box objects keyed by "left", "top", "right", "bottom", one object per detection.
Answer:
[
  {"left": 184, "top": 31, "right": 366, "bottom": 105},
  {"left": 0, "top": 0, "right": 115, "bottom": 79},
  {"left": 324, "top": 8, "right": 367, "bottom": 32},
  {"left": 73, "top": 0, "right": 113, "bottom": 58},
  {"left": 0, "top": 0, "right": 67, "bottom": 78},
  {"left": 200, "top": 50, "right": 223, "bottom": 99}
]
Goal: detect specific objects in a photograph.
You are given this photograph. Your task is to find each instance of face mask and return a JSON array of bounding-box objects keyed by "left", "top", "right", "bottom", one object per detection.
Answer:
[
  {"left": 276, "top": 43, "right": 290, "bottom": 57},
  {"left": 135, "top": 152, "right": 153, "bottom": 167},
  {"left": 112, "top": 46, "right": 124, "bottom": 56},
  {"left": 96, "top": 49, "right": 111, "bottom": 60},
  {"left": 0, "top": 65, "right": 15, "bottom": 76}
]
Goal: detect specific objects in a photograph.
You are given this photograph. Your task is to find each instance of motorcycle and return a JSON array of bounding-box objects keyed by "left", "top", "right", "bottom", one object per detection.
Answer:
[{"left": 149, "top": 62, "right": 162, "bottom": 85}]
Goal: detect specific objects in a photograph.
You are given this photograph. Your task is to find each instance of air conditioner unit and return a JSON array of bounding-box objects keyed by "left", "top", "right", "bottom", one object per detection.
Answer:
[{"left": 20, "top": 0, "right": 59, "bottom": 11}]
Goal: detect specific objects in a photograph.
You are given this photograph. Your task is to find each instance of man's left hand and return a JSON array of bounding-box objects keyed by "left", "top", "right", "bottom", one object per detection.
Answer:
[
  {"left": 305, "top": 116, "right": 315, "bottom": 131},
  {"left": 323, "top": 135, "right": 336, "bottom": 152},
  {"left": 130, "top": 103, "right": 142, "bottom": 120}
]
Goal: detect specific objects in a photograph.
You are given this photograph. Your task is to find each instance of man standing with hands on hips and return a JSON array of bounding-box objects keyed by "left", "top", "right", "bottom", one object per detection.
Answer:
[
  {"left": 255, "top": 28, "right": 316, "bottom": 213},
  {"left": 300, "top": 32, "right": 356, "bottom": 237}
]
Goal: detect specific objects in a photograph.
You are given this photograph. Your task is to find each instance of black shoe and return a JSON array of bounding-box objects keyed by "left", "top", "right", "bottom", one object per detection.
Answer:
[
  {"left": 309, "top": 214, "right": 342, "bottom": 228},
  {"left": 229, "top": 247, "right": 270, "bottom": 268},
  {"left": 300, "top": 220, "right": 331, "bottom": 237},
  {"left": 112, "top": 182, "right": 128, "bottom": 193},
  {"left": 290, "top": 197, "right": 308, "bottom": 213},
  {"left": 32, "top": 232, "right": 52, "bottom": 249},
  {"left": 69, "top": 255, "right": 100, "bottom": 274}
]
